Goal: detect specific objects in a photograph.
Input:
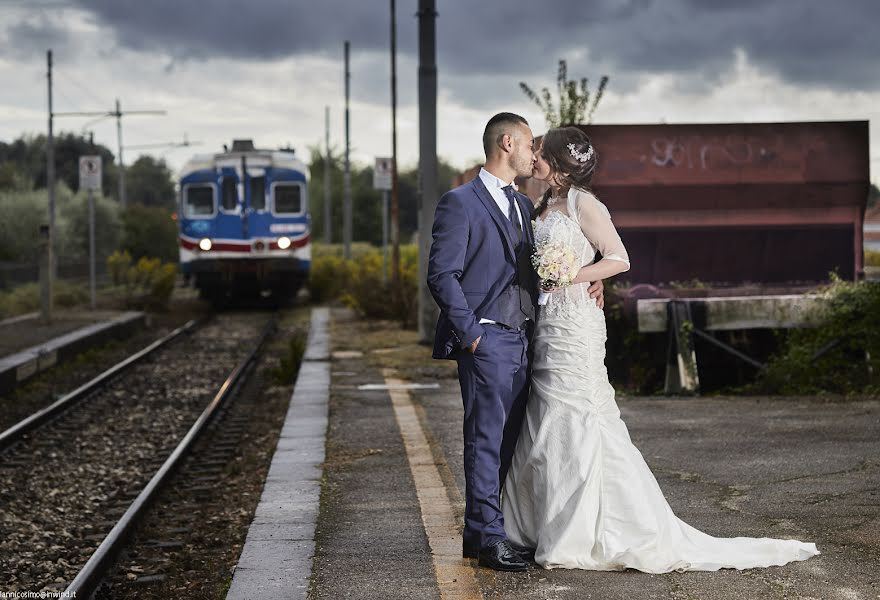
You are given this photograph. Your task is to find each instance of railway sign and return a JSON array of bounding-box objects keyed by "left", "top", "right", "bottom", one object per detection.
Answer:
[
  {"left": 373, "top": 157, "right": 392, "bottom": 191},
  {"left": 79, "top": 155, "right": 102, "bottom": 192}
]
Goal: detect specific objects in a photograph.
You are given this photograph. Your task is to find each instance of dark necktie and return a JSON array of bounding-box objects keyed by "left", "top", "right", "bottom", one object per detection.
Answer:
[{"left": 502, "top": 185, "right": 522, "bottom": 236}]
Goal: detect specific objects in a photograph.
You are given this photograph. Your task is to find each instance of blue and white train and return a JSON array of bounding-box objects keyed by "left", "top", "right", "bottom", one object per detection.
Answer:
[{"left": 178, "top": 139, "right": 310, "bottom": 303}]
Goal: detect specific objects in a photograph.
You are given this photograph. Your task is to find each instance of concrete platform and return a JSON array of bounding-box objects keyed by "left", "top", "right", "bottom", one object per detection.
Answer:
[
  {"left": 226, "top": 307, "right": 330, "bottom": 600},
  {"left": 229, "top": 308, "right": 879, "bottom": 599},
  {"left": 0, "top": 310, "right": 146, "bottom": 394}
]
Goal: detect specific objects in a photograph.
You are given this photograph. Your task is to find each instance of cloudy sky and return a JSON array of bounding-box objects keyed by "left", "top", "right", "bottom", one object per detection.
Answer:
[{"left": 1, "top": 0, "right": 878, "bottom": 182}]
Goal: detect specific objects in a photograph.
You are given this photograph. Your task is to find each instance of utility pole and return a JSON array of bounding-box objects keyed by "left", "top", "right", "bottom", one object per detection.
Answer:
[
  {"left": 116, "top": 99, "right": 124, "bottom": 207},
  {"left": 324, "top": 105, "right": 332, "bottom": 244},
  {"left": 54, "top": 101, "right": 165, "bottom": 207},
  {"left": 390, "top": 0, "right": 400, "bottom": 288},
  {"left": 343, "top": 41, "right": 352, "bottom": 259},
  {"left": 44, "top": 49, "right": 55, "bottom": 320},
  {"left": 417, "top": 0, "right": 439, "bottom": 342},
  {"left": 112, "top": 100, "right": 163, "bottom": 208}
]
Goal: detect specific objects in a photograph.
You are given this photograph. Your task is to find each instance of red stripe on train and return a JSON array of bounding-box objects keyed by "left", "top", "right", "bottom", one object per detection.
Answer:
[{"left": 179, "top": 235, "right": 310, "bottom": 252}]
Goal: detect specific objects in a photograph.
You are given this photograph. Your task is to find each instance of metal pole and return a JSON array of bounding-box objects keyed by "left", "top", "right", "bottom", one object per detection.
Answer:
[
  {"left": 343, "top": 41, "right": 352, "bottom": 259},
  {"left": 116, "top": 98, "right": 125, "bottom": 208},
  {"left": 45, "top": 49, "right": 55, "bottom": 320},
  {"left": 382, "top": 189, "right": 389, "bottom": 284},
  {"left": 88, "top": 188, "right": 96, "bottom": 309},
  {"left": 417, "top": 0, "right": 439, "bottom": 342},
  {"left": 39, "top": 225, "right": 50, "bottom": 322},
  {"left": 324, "top": 105, "right": 332, "bottom": 244},
  {"left": 390, "top": 0, "right": 400, "bottom": 287}
]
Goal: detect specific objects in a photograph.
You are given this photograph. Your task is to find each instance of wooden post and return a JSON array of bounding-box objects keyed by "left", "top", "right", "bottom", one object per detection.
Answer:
[{"left": 664, "top": 300, "right": 700, "bottom": 395}]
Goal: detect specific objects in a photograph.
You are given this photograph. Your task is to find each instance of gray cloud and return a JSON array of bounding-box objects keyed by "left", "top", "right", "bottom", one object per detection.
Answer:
[
  {"left": 4, "top": 12, "right": 75, "bottom": 60},
  {"left": 7, "top": 0, "right": 880, "bottom": 97}
]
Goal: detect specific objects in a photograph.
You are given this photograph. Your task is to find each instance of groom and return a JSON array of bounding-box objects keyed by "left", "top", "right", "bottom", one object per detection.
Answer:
[{"left": 428, "top": 112, "right": 603, "bottom": 571}]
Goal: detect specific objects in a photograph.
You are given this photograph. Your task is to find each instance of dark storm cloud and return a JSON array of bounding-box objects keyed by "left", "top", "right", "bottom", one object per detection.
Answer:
[
  {"left": 4, "top": 13, "right": 74, "bottom": 60},
  {"left": 76, "top": 0, "right": 398, "bottom": 60},
  {"left": 9, "top": 0, "right": 878, "bottom": 94}
]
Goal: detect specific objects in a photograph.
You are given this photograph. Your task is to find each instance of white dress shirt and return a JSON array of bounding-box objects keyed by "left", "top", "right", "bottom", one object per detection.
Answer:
[
  {"left": 477, "top": 167, "right": 526, "bottom": 326},
  {"left": 478, "top": 167, "right": 525, "bottom": 227}
]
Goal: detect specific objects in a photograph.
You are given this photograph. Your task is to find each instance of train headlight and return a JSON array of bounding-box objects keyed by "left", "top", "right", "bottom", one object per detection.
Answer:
[
  {"left": 199, "top": 238, "right": 212, "bottom": 251},
  {"left": 277, "top": 236, "right": 292, "bottom": 250}
]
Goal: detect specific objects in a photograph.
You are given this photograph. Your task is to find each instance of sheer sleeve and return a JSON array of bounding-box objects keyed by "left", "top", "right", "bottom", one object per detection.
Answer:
[{"left": 574, "top": 189, "right": 630, "bottom": 271}]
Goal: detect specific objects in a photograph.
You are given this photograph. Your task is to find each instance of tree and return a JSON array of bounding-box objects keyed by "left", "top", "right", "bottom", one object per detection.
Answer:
[
  {"left": 125, "top": 155, "right": 176, "bottom": 208},
  {"left": 307, "top": 145, "right": 460, "bottom": 247},
  {"left": 58, "top": 189, "right": 121, "bottom": 261},
  {"left": 519, "top": 60, "right": 609, "bottom": 128},
  {"left": 0, "top": 132, "right": 118, "bottom": 196},
  {"left": 120, "top": 203, "right": 179, "bottom": 263},
  {"left": 869, "top": 182, "right": 880, "bottom": 208}
]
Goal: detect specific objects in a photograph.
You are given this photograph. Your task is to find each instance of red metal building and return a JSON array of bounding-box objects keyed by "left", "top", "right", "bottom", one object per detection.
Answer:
[{"left": 455, "top": 121, "right": 869, "bottom": 285}]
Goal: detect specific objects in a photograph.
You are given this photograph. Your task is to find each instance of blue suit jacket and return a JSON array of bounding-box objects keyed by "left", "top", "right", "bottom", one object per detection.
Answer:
[{"left": 427, "top": 176, "right": 538, "bottom": 359}]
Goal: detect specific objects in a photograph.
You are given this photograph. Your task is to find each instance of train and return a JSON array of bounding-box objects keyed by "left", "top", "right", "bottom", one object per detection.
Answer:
[{"left": 178, "top": 139, "right": 311, "bottom": 304}]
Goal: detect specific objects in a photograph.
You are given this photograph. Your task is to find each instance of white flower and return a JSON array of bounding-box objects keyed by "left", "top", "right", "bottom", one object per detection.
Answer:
[{"left": 531, "top": 239, "right": 580, "bottom": 288}]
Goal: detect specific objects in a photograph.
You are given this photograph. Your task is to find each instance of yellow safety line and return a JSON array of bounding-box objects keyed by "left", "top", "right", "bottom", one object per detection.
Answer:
[{"left": 384, "top": 369, "right": 484, "bottom": 600}]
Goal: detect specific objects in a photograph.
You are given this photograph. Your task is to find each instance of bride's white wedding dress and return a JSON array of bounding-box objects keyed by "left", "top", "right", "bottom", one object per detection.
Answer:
[{"left": 502, "top": 186, "right": 819, "bottom": 572}]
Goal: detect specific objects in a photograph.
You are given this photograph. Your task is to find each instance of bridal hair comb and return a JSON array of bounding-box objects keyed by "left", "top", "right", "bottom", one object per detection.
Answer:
[{"left": 567, "top": 142, "right": 594, "bottom": 163}]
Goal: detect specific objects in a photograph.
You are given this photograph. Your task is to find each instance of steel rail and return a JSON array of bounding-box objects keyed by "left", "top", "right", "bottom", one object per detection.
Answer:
[
  {"left": 0, "top": 318, "right": 203, "bottom": 451},
  {"left": 64, "top": 315, "right": 277, "bottom": 598}
]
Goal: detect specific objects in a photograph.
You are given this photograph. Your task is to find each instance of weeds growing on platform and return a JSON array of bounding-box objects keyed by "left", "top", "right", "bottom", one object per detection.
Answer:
[
  {"left": 0, "top": 280, "right": 89, "bottom": 319},
  {"left": 753, "top": 276, "right": 880, "bottom": 394}
]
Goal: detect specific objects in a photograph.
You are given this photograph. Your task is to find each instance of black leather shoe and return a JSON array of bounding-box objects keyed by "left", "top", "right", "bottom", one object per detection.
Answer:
[
  {"left": 510, "top": 544, "right": 536, "bottom": 562},
  {"left": 463, "top": 546, "right": 478, "bottom": 559},
  {"left": 478, "top": 540, "right": 529, "bottom": 572}
]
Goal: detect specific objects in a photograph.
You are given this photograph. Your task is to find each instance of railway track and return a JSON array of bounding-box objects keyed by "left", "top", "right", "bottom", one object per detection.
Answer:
[{"left": 0, "top": 311, "right": 278, "bottom": 595}]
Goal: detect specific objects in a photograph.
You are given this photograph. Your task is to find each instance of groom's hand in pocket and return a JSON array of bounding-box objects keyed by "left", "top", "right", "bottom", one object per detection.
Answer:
[
  {"left": 469, "top": 335, "right": 482, "bottom": 353},
  {"left": 588, "top": 279, "right": 605, "bottom": 309}
]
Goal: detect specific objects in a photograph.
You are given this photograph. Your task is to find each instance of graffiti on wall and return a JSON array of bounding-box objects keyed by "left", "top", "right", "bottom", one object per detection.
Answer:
[{"left": 647, "top": 135, "right": 782, "bottom": 170}]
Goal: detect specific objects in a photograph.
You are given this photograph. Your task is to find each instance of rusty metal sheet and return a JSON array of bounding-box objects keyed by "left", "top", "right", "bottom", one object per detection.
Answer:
[{"left": 451, "top": 121, "right": 869, "bottom": 284}]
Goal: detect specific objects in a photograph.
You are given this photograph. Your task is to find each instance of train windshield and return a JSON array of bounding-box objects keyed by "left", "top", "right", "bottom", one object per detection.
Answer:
[
  {"left": 183, "top": 185, "right": 214, "bottom": 217},
  {"left": 250, "top": 176, "right": 266, "bottom": 210},
  {"left": 273, "top": 183, "right": 303, "bottom": 214},
  {"left": 222, "top": 177, "right": 238, "bottom": 211}
]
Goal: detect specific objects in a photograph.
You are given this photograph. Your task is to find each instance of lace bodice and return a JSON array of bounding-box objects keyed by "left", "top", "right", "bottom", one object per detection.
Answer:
[{"left": 533, "top": 187, "right": 629, "bottom": 318}]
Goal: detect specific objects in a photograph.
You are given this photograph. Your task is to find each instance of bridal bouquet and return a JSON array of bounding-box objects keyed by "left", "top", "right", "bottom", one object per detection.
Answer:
[{"left": 531, "top": 239, "right": 580, "bottom": 291}]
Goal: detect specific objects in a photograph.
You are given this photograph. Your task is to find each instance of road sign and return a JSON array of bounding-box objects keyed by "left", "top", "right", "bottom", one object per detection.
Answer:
[
  {"left": 79, "top": 155, "right": 102, "bottom": 192},
  {"left": 373, "top": 157, "right": 392, "bottom": 191}
]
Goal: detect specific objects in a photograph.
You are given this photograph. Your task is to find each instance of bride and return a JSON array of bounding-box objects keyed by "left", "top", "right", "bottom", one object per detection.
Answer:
[{"left": 501, "top": 126, "right": 819, "bottom": 572}]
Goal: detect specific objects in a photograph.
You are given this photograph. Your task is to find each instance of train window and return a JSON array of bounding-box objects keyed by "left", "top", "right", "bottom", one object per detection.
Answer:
[
  {"left": 250, "top": 176, "right": 266, "bottom": 210},
  {"left": 273, "top": 184, "right": 303, "bottom": 214},
  {"left": 184, "top": 185, "right": 214, "bottom": 217},
  {"left": 222, "top": 177, "right": 238, "bottom": 211}
]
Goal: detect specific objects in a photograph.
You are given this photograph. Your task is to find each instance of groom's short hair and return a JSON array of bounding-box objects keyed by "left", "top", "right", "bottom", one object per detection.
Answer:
[{"left": 483, "top": 112, "right": 529, "bottom": 156}]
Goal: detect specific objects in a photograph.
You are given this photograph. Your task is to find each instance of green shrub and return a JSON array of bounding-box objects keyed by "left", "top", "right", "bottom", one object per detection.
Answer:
[
  {"left": 866, "top": 250, "right": 880, "bottom": 267},
  {"left": 107, "top": 250, "right": 132, "bottom": 286},
  {"left": 0, "top": 280, "right": 90, "bottom": 319},
  {"left": 308, "top": 244, "right": 418, "bottom": 328},
  {"left": 755, "top": 276, "right": 880, "bottom": 394},
  {"left": 120, "top": 204, "right": 179, "bottom": 263},
  {"left": 105, "top": 250, "right": 177, "bottom": 311},
  {"left": 58, "top": 191, "right": 121, "bottom": 260},
  {"left": 603, "top": 282, "right": 664, "bottom": 394},
  {"left": 0, "top": 188, "right": 49, "bottom": 262},
  {"left": 268, "top": 328, "right": 308, "bottom": 384},
  {"left": 308, "top": 254, "right": 351, "bottom": 303}
]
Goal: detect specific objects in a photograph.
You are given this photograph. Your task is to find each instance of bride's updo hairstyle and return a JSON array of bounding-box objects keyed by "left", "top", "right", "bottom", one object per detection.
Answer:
[{"left": 536, "top": 126, "right": 597, "bottom": 215}]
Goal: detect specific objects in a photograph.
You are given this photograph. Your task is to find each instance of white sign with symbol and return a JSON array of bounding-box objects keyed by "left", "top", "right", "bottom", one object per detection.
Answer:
[
  {"left": 373, "top": 157, "right": 392, "bottom": 191},
  {"left": 79, "top": 156, "right": 102, "bottom": 192}
]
